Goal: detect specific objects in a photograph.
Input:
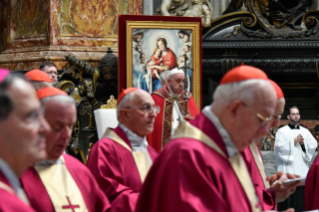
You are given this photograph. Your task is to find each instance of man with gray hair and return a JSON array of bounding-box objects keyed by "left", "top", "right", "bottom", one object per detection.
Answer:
[
  {"left": 147, "top": 68, "right": 199, "bottom": 152},
  {"left": 0, "top": 70, "right": 49, "bottom": 211},
  {"left": 87, "top": 87, "right": 158, "bottom": 212},
  {"left": 136, "top": 66, "right": 280, "bottom": 212},
  {"left": 21, "top": 87, "right": 110, "bottom": 212}
]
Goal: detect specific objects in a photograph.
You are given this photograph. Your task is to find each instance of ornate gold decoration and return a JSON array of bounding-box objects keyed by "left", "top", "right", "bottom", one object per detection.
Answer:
[
  {"left": 86, "top": 143, "right": 94, "bottom": 161},
  {"left": 101, "top": 95, "right": 117, "bottom": 109}
]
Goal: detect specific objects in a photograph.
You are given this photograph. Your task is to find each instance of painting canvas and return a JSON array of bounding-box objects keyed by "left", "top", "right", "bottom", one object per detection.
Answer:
[{"left": 119, "top": 15, "right": 202, "bottom": 108}]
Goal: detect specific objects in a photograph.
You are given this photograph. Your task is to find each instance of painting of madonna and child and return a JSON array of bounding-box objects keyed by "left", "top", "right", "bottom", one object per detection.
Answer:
[{"left": 132, "top": 29, "right": 194, "bottom": 93}]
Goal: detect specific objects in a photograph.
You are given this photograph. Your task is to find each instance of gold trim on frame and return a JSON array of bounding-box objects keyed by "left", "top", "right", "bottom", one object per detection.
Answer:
[
  {"left": 101, "top": 95, "right": 117, "bottom": 109},
  {"left": 125, "top": 21, "right": 202, "bottom": 108}
]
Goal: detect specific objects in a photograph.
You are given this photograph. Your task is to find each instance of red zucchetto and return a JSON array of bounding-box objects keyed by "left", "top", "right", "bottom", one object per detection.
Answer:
[
  {"left": 269, "top": 80, "right": 284, "bottom": 99},
  {"left": 25, "top": 69, "right": 52, "bottom": 83},
  {"left": 220, "top": 65, "right": 269, "bottom": 85},
  {"left": 36, "top": 87, "right": 68, "bottom": 100},
  {"left": 117, "top": 87, "right": 139, "bottom": 105}
]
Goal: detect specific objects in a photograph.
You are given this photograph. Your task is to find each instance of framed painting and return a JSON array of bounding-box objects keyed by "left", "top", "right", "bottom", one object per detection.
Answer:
[{"left": 118, "top": 15, "right": 202, "bottom": 109}]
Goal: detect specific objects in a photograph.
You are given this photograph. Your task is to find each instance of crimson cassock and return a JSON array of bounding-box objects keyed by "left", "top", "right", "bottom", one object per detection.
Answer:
[
  {"left": 147, "top": 86, "right": 200, "bottom": 152},
  {"left": 20, "top": 154, "right": 110, "bottom": 212},
  {"left": 242, "top": 144, "right": 276, "bottom": 211},
  {"left": 136, "top": 112, "right": 261, "bottom": 212},
  {"left": 305, "top": 153, "right": 319, "bottom": 210},
  {"left": 0, "top": 171, "right": 35, "bottom": 212},
  {"left": 86, "top": 126, "right": 158, "bottom": 212}
]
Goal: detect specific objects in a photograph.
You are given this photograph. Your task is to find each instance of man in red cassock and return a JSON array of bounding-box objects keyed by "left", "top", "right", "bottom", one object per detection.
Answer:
[
  {"left": 242, "top": 80, "right": 299, "bottom": 211},
  {"left": 0, "top": 70, "right": 50, "bottom": 211},
  {"left": 87, "top": 88, "right": 158, "bottom": 212},
  {"left": 147, "top": 68, "right": 200, "bottom": 152},
  {"left": 21, "top": 87, "right": 111, "bottom": 212},
  {"left": 136, "top": 65, "right": 294, "bottom": 212}
]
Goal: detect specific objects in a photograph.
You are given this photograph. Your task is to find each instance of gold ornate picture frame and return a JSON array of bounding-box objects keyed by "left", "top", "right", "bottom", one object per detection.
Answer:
[{"left": 119, "top": 15, "right": 202, "bottom": 108}]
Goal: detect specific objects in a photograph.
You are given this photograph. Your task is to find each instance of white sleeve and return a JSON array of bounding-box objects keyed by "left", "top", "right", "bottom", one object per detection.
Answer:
[
  {"left": 275, "top": 128, "right": 294, "bottom": 163},
  {"left": 301, "top": 130, "right": 317, "bottom": 162}
]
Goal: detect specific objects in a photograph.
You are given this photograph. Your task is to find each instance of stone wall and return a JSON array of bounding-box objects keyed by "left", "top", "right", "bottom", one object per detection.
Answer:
[{"left": 0, "top": 0, "right": 143, "bottom": 70}]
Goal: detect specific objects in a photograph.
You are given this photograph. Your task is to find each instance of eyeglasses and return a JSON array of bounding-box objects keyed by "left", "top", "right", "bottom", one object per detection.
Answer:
[
  {"left": 256, "top": 113, "right": 272, "bottom": 127},
  {"left": 241, "top": 102, "right": 272, "bottom": 127},
  {"left": 273, "top": 114, "right": 282, "bottom": 120},
  {"left": 290, "top": 113, "right": 300, "bottom": 116},
  {"left": 126, "top": 105, "right": 160, "bottom": 114}
]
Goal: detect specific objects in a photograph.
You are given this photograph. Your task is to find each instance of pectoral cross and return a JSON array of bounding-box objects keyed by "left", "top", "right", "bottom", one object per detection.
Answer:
[{"left": 62, "top": 196, "right": 80, "bottom": 212}]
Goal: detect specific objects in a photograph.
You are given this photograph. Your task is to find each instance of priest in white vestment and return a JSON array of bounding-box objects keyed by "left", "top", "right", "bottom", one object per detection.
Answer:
[
  {"left": 275, "top": 106, "right": 317, "bottom": 177},
  {"left": 275, "top": 105, "right": 317, "bottom": 211}
]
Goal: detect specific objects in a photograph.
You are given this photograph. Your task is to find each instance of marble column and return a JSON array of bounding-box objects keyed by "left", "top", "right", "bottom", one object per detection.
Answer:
[
  {"left": 144, "top": 0, "right": 153, "bottom": 15},
  {"left": 0, "top": 0, "right": 143, "bottom": 70}
]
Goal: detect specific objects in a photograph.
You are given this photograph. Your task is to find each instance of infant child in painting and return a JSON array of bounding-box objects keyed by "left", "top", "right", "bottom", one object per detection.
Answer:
[{"left": 147, "top": 48, "right": 163, "bottom": 78}]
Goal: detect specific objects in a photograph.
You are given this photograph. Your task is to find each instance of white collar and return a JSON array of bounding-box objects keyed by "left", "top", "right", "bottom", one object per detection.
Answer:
[
  {"left": 167, "top": 85, "right": 181, "bottom": 99},
  {"left": 119, "top": 123, "right": 148, "bottom": 152},
  {"left": 202, "top": 106, "right": 238, "bottom": 157},
  {"left": 0, "top": 157, "right": 21, "bottom": 193}
]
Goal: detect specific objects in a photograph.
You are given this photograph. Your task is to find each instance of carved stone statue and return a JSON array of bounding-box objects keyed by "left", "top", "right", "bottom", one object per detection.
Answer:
[{"left": 154, "top": 0, "right": 213, "bottom": 28}]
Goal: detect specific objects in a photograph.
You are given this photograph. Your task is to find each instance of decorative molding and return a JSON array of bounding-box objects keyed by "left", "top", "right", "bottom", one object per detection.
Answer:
[
  {"left": 202, "top": 41, "right": 319, "bottom": 48},
  {"left": 202, "top": 58, "right": 318, "bottom": 67}
]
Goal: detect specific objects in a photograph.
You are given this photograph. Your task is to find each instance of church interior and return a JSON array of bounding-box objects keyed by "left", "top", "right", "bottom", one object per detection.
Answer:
[{"left": 1, "top": 0, "right": 319, "bottom": 211}]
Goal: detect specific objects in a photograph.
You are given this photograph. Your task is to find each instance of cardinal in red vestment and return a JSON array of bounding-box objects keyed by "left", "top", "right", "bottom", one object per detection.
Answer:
[
  {"left": 87, "top": 88, "right": 158, "bottom": 212},
  {"left": 241, "top": 79, "right": 299, "bottom": 211},
  {"left": 0, "top": 71, "right": 49, "bottom": 211},
  {"left": 147, "top": 68, "right": 200, "bottom": 152},
  {"left": 136, "top": 65, "right": 293, "bottom": 212},
  {"left": 20, "top": 87, "right": 111, "bottom": 212}
]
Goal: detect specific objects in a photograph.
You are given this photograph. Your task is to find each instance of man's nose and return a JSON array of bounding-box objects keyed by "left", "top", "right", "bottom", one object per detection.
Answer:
[{"left": 39, "top": 115, "right": 51, "bottom": 134}]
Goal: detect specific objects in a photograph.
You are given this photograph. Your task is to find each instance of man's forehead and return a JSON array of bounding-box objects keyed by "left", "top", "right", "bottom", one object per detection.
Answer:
[{"left": 9, "top": 80, "right": 40, "bottom": 110}]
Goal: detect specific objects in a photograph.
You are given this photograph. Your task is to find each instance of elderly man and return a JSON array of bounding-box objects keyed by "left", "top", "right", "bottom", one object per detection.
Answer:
[
  {"left": 136, "top": 66, "right": 280, "bottom": 212},
  {"left": 0, "top": 71, "right": 49, "bottom": 211},
  {"left": 21, "top": 87, "right": 110, "bottom": 212},
  {"left": 25, "top": 69, "right": 53, "bottom": 90},
  {"left": 147, "top": 68, "right": 199, "bottom": 152},
  {"left": 87, "top": 88, "right": 158, "bottom": 212},
  {"left": 39, "top": 62, "right": 58, "bottom": 86},
  {"left": 242, "top": 79, "right": 299, "bottom": 211}
]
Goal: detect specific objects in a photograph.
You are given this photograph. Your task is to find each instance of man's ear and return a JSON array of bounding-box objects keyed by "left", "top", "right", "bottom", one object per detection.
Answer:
[
  {"left": 228, "top": 100, "right": 241, "bottom": 123},
  {"left": 119, "top": 108, "right": 129, "bottom": 120},
  {"left": 287, "top": 114, "right": 290, "bottom": 120}
]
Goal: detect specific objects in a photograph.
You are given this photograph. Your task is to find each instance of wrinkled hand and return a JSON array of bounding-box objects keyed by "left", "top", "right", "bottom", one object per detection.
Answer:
[{"left": 269, "top": 172, "right": 300, "bottom": 203}]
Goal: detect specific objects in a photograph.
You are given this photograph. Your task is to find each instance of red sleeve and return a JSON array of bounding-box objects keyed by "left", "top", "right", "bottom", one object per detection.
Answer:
[
  {"left": 147, "top": 94, "right": 165, "bottom": 153},
  {"left": 188, "top": 96, "right": 200, "bottom": 117},
  {"left": 162, "top": 49, "right": 176, "bottom": 70},
  {"left": 305, "top": 156, "right": 319, "bottom": 210},
  {"left": 86, "top": 139, "right": 139, "bottom": 212}
]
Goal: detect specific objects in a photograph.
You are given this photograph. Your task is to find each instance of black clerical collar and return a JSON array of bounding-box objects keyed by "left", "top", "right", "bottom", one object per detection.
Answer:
[{"left": 288, "top": 122, "right": 300, "bottom": 130}]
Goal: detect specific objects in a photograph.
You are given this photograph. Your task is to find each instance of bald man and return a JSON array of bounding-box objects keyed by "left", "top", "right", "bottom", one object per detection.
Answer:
[
  {"left": 87, "top": 88, "right": 158, "bottom": 212},
  {"left": 21, "top": 87, "right": 110, "bottom": 212},
  {"left": 0, "top": 72, "right": 49, "bottom": 211}
]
